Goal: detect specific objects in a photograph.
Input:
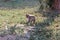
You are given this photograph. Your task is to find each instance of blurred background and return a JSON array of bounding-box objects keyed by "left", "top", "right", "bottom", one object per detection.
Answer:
[{"left": 0, "top": 0, "right": 60, "bottom": 40}]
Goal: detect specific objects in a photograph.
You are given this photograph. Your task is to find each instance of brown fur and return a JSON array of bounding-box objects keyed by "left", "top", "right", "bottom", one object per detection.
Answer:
[{"left": 26, "top": 14, "right": 35, "bottom": 26}]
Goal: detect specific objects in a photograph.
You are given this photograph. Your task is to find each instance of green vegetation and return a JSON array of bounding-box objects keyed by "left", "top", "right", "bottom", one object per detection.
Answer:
[
  {"left": 0, "top": 7, "right": 47, "bottom": 30},
  {"left": 0, "top": 0, "right": 60, "bottom": 40}
]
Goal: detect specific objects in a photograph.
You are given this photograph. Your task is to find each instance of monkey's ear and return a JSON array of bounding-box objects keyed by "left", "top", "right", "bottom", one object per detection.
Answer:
[{"left": 26, "top": 14, "right": 29, "bottom": 16}]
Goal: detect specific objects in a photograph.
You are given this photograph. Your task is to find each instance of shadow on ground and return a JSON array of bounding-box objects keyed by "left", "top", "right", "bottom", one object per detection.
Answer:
[{"left": 29, "top": 10, "right": 60, "bottom": 40}]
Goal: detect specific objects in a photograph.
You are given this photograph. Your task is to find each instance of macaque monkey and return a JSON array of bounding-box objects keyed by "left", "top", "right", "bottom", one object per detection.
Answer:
[{"left": 26, "top": 14, "right": 35, "bottom": 26}]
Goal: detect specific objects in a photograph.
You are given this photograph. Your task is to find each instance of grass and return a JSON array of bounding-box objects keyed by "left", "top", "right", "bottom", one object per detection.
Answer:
[
  {"left": 0, "top": 1, "right": 60, "bottom": 40},
  {"left": 0, "top": 7, "right": 47, "bottom": 29},
  {"left": 0, "top": 8, "right": 60, "bottom": 40}
]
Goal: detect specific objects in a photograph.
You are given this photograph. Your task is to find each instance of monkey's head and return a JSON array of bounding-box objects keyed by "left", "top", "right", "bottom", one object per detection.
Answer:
[{"left": 26, "top": 14, "right": 29, "bottom": 18}]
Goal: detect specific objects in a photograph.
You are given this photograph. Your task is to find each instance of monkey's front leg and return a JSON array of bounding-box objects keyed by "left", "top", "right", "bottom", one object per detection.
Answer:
[
  {"left": 31, "top": 21, "right": 35, "bottom": 26},
  {"left": 26, "top": 19, "right": 30, "bottom": 26}
]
